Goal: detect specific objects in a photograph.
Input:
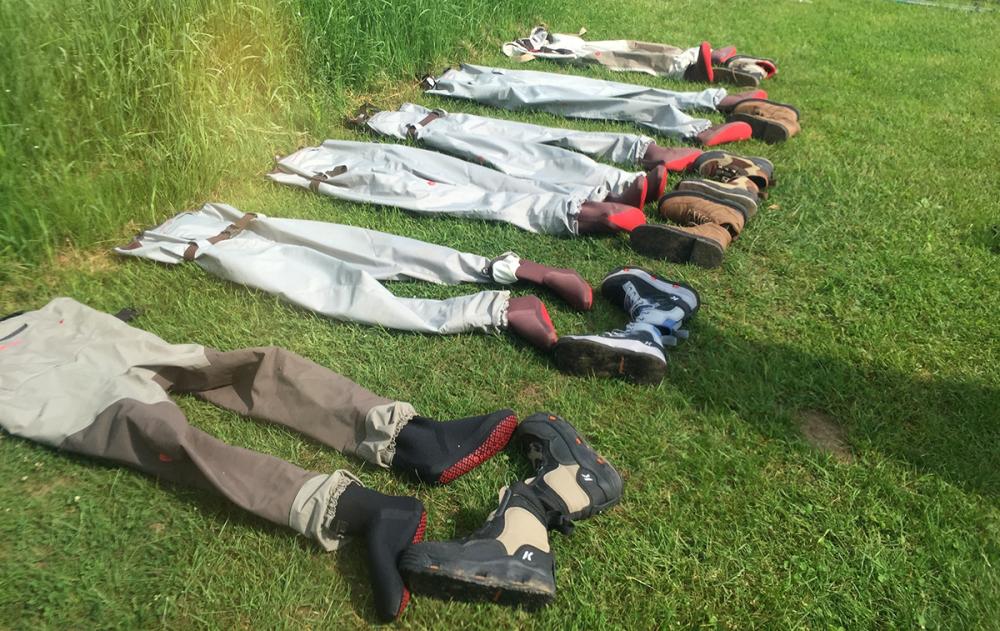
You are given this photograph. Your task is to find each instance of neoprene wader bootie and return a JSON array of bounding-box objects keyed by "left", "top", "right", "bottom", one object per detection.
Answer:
[
  {"left": 515, "top": 412, "right": 624, "bottom": 533},
  {"left": 400, "top": 482, "right": 557, "bottom": 610},
  {"left": 640, "top": 145, "right": 703, "bottom": 172},
  {"left": 682, "top": 41, "right": 714, "bottom": 82},
  {"left": 512, "top": 259, "right": 593, "bottom": 311},
  {"left": 605, "top": 172, "right": 649, "bottom": 208},
  {"left": 392, "top": 410, "right": 519, "bottom": 484},
  {"left": 506, "top": 295, "right": 558, "bottom": 350},
  {"left": 577, "top": 201, "right": 647, "bottom": 234},
  {"left": 328, "top": 483, "right": 427, "bottom": 622}
]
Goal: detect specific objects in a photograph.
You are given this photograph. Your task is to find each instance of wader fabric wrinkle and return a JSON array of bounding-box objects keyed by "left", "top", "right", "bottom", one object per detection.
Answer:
[
  {"left": 424, "top": 64, "right": 727, "bottom": 139},
  {"left": 269, "top": 139, "right": 581, "bottom": 235},
  {"left": 502, "top": 26, "right": 699, "bottom": 79},
  {"left": 115, "top": 203, "right": 513, "bottom": 335},
  {"left": 365, "top": 103, "right": 645, "bottom": 200},
  {"left": 0, "top": 299, "right": 419, "bottom": 550}
]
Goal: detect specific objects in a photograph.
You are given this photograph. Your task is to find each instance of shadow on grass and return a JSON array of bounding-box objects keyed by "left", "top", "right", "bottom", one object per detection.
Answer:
[{"left": 671, "top": 322, "right": 1000, "bottom": 497}]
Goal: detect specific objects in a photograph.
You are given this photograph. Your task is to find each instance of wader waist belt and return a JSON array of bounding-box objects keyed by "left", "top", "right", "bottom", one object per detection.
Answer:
[{"left": 183, "top": 212, "right": 258, "bottom": 261}]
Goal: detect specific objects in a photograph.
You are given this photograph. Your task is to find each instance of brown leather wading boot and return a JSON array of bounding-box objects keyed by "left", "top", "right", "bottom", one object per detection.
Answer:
[
  {"left": 629, "top": 192, "right": 746, "bottom": 268},
  {"left": 726, "top": 99, "right": 801, "bottom": 143}
]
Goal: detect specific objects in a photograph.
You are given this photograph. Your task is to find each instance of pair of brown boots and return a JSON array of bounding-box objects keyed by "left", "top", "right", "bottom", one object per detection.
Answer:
[{"left": 630, "top": 151, "right": 775, "bottom": 268}]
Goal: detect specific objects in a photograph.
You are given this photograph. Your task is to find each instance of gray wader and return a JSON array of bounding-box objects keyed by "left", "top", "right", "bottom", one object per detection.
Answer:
[
  {"left": 269, "top": 139, "right": 582, "bottom": 235},
  {"left": 116, "top": 203, "right": 527, "bottom": 336},
  {"left": 502, "top": 26, "right": 699, "bottom": 79},
  {"left": 0, "top": 298, "right": 420, "bottom": 550},
  {"left": 364, "top": 103, "right": 647, "bottom": 201},
  {"left": 424, "top": 64, "right": 727, "bottom": 139}
]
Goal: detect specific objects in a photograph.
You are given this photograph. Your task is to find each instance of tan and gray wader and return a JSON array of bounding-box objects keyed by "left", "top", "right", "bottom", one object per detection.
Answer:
[
  {"left": 0, "top": 298, "right": 421, "bottom": 550},
  {"left": 502, "top": 26, "right": 700, "bottom": 80}
]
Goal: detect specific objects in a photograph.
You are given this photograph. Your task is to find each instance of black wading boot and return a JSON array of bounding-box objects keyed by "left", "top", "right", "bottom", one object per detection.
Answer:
[
  {"left": 515, "top": 412, "right": 623, "bottom": 533},
  {"left": 399, "top": 482, "right": 556, "bottom": 610}
]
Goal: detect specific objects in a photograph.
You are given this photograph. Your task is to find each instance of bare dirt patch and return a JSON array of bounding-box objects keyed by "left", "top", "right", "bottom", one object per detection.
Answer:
[{"left": 797, "top": 409, "right": 854, "bottom": 463}]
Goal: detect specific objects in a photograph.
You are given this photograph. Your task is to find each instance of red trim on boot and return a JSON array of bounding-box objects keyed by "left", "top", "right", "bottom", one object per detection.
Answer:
[
  {"left": 742, "top": 89, "right": 768, "bottom": 100},
  {"left": 700, "top": 41, "right": 714, "bottom": 83},
  {"left": 394, "top": 511, "right": 427, "bottom": 620},
  {"left": 608, "top": 207, "right": 647, "bottom": 232},
  {"left": 654, "top": 165, "right": 668, "bottom": 199},
  {"left": 637, "top": 175, "right": 649, "bottom": 209},
  {"left": 698, "top": 121, "right": 752, "bottom": 146},
  {"left": 437, "top": 414, "right": 518, "bottom": 484},
  {"left": 662, "top": 148, "right": 703, "bottom": 172}
]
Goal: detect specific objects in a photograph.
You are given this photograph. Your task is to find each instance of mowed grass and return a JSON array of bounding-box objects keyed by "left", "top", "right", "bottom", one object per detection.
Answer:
[{"left": 1, "top": 0, "right": 999, "bottom": 629}]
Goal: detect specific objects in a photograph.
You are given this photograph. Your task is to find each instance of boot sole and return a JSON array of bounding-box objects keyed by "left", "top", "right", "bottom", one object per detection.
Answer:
[
  {"left": 553, "top": 336, "right": 666, "bottom": 385},
  {"left": 727, "top": 113, "right": 792, "bottom": 144},
  {"left": 437, "top": 412, "right": 518, "bottom": 485},
  {"left": 401, "top": 550, "right": 555, "bottom": 611},
  {"left": 515, "top": 413, "right": 624, "bottom": 519},
  {"left": 629, "top": 224, "right": 726, "bottom": 269}
]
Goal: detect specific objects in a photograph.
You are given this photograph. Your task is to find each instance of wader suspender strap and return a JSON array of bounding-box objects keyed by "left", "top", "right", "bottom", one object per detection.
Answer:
[
  {"left": 183, "top": 212, "right": 258, "bottom": 261},
  {"left": 307, "top": 165, "right": 348, "bottom": 192}
]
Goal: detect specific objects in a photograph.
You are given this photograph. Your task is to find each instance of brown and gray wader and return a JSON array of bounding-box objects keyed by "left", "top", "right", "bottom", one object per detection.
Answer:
[{"left": 0, "top": 298, "right": 419, "bottom": 551}]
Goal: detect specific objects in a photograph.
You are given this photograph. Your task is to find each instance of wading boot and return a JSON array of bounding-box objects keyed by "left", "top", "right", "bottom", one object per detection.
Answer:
[
  {"left": 600, "top": 266, "right": 699, "bottom": 339},
  {"left": 400, "top": 482, "right": 556, "bottom": 610},
  {"left": 515, "top": 412, "right": 623, "bottom": 533},
  {"left": 727, "top": 99, "right": 800, "bottom": 143},
  {"left": 631, "top": 192, "right": 746, "bottom": 267},
  {"left": 675, "top": 177, "right": 759, "bottom": 219},
  {"left": 392, "top": 410, "right": 519, "bottom": 484},
  {"left": 328, "top": 483, "right": 427, "bottom": 622},
  {"left": 552, "top": 322, "right": 669, "bottom": 384},
  {"left": 690, "top": 150, "right": 775, "bottom": 192},
  {"left": 630, "top": 222, "right": 733, "bottom": 269}
]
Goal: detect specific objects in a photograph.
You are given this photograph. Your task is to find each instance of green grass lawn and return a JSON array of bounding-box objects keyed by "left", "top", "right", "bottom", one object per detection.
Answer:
[{"left": 1, "top": 0, "right": 999, "bottom": 628}]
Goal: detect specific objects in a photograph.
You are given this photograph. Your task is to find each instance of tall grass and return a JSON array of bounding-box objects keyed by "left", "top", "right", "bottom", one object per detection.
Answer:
[{"left": 0, "top": 0, "right": 564, "bottom": 277}]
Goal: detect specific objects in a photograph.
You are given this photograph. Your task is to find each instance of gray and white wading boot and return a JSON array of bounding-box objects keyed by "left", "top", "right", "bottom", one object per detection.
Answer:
[
  {"left": 552, "top": 321, "right": 669, "bottom": 384},
  {"left": 400, "top": 482, "right": 556, "bottom": 610},
  {"left": 515, "top": 412, "right": 624, "bottom": 534},
  {"left": 600, "top": 266, "right": 700, "bottom": 341}
]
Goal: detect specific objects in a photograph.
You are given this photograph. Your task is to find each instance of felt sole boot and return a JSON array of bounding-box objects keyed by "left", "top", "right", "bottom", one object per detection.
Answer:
[{"left": 629, "top": 223, "right": 729, "bottom": 269}]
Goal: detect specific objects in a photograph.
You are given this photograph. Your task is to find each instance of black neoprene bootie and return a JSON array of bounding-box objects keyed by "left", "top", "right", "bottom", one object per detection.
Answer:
[
  {"left": 515, "top": 413, "right": 623, "bottom": 532},
  {"left": 399, "top": 482, "right": 556, "bottom": 610},
  {"left": 392, "top": 410, "right": 518, "bottom": 484},
  {"left": 328, "top": 483, "right": 427, "bottom": 622}
]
